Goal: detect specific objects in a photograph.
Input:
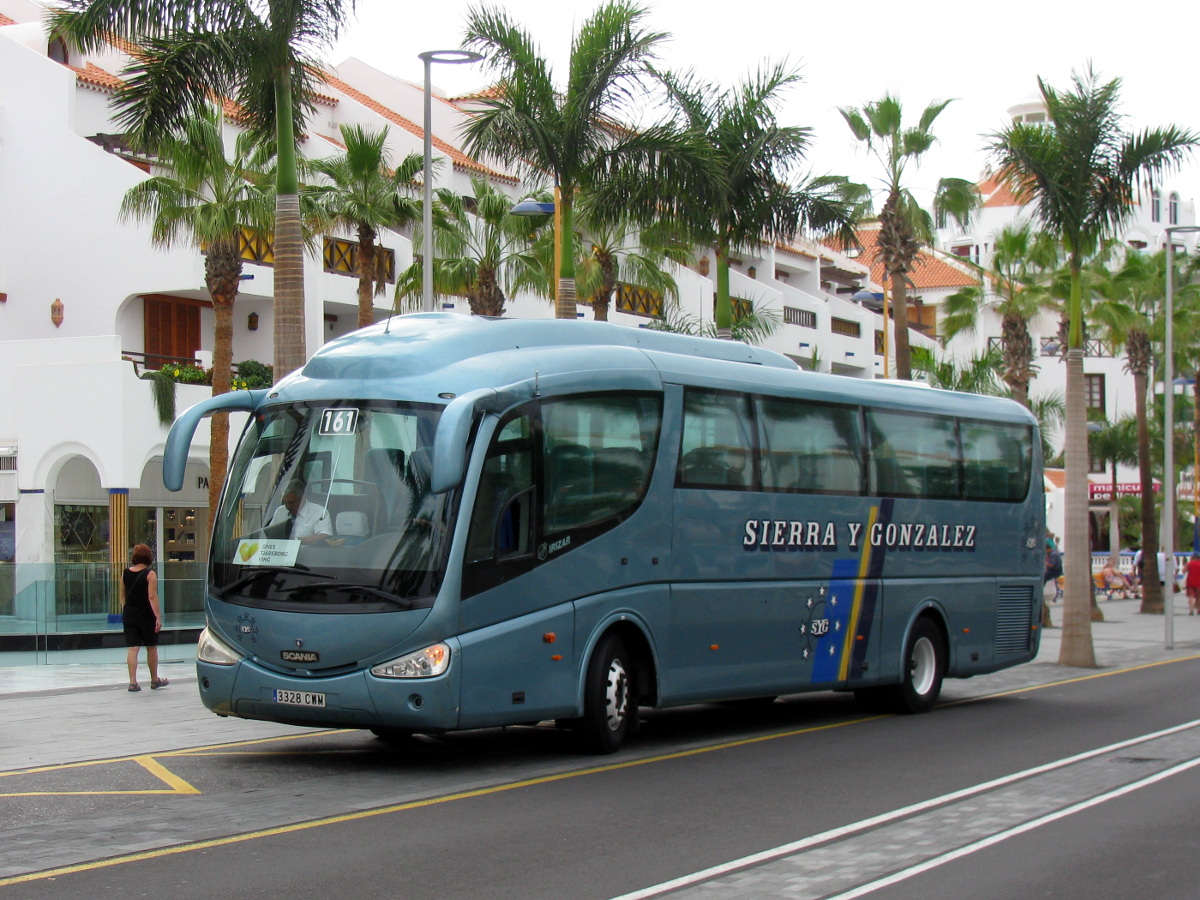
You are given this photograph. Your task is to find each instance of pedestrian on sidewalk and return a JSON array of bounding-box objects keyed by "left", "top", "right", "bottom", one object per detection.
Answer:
[
  {"left": 1186, "top": 555, "right": 1200, "bottom": 615},
  {"left": 121, "top": 543, "right": 169, "bottom": 692}
]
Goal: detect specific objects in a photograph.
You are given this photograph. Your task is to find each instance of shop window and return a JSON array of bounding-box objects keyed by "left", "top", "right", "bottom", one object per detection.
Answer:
[
  {"left": 0, "top": 503, "right": 13, "bottom": 617},
  {"left": 54, "top": 504, "right": 110, "bottom": 616}
]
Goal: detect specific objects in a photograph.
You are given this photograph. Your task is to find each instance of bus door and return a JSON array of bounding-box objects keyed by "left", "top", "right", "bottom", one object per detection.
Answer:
[{"left": 456, "top": 392, "right": 666, "bottom": 727}]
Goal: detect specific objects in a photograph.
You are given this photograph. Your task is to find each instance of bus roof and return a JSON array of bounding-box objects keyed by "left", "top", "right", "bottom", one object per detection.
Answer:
[
  {"left": 278, "top": 313, "right": 1033, "bottom": 427},
  {"left": 300, "top": 314, "right": 795, "bottom": 379}
]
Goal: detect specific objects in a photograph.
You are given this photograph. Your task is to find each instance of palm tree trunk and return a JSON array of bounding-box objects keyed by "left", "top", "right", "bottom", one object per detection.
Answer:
[
  {"left": 204, "top": 246, "right": 239, "bottom": 533},
  {"left": 1001, "top": 312, "right": 1033, "bottom": 408},
  {"left": 593, "top": 251, "right": 616, "bottom": 322},
  {"left": 889, "top": 271, "right": 912, "bottom": 380},
  {"left": 357, "top": 224, "right": 377, "bottom": 329},
  {"left": 208, "top": 300, "right": 233, "bottom": 533},
  {"left": 272, "top": 72, "right": 307, "bottom": 378},
  {"left": 1060, "top": 348, "right": 1097, "bottom": 666}
]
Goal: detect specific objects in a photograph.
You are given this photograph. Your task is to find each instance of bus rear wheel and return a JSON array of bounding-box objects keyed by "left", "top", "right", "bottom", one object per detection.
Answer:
[
  {"left": 576, "top": 634, "right": 636, "bottom": 754},
  {"left": 855, "top": 617, "right": 945, "bottom": 714}
]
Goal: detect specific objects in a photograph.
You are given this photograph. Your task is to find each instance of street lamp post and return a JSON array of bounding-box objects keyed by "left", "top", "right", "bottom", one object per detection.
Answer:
[
  {"left": 1162, "top": 224, "right": 1200, "bottom": 649},
  {"left": 419, "top": 50, "right": 482, "bottom": 313}
]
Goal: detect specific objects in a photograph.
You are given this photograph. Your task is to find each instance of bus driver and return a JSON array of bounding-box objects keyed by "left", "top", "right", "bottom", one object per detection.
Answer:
[{"left": 268, "top": 481, "right": 332, "bottom": 544}]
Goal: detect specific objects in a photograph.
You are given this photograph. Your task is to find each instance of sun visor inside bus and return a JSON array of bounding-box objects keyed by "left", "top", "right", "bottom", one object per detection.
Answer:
[
  {"left": 431, "top": 384, "right": 533, "bottom": 494},
  {"left": 163, "top": 390, "right": 268, "bottom": 492}
]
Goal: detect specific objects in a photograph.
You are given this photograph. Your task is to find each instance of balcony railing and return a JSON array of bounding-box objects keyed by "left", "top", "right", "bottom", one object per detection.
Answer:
[
  {"left": 616, "top": 282, "right": 665, "bottom": 318},
  {"left": 122, "top": 351, "right": 203, "bottom": 375},
  {"left": 830, "top": 317, "right": 861, "bottom": 338},
  {"left": 988, "top": 336, "right": 1115, "bottom": 358}
]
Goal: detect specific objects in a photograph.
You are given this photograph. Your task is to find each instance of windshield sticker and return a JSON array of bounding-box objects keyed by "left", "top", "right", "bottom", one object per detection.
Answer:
[
  {"left": 235, "top": 538, "right": 300, "bottom": 567},
  {"left": 742, "top": 519, "right": 976, "bottom": 552}
]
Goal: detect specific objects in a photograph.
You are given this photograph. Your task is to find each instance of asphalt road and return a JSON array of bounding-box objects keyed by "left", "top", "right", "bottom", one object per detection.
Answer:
[{"left": 4, "top": 652, "right": 1200, "bottom": 899}]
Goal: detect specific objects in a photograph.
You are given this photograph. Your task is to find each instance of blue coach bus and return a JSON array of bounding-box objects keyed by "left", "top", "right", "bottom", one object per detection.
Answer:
[{"left": 164, "top": 314, "right": 1044, "bottom": 753}]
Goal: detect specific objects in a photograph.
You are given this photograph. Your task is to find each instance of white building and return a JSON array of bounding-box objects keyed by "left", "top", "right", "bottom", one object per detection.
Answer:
[
  {"left": 0, "top": 0, "right": 911, "bottom": 648},
  {"left": 934, "top": 96, "right": 1199, "bottom": 553}
]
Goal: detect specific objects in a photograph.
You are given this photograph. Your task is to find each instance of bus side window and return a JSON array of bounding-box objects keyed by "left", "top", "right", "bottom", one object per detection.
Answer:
[
  {"left": 678, "top": 389, "right": 755, "bottom": 489},
  {"left": 962, "top": 421, "right": 1032, "bottom": 501},
  {"left": 756, "top": 397, "right": 862, "bottom": 494},
  {"left": 867, "top": 410, "right": 960, "bottom": 499},
  {"left": 541, "top": 394, "right": 661, "bottom": 531}
]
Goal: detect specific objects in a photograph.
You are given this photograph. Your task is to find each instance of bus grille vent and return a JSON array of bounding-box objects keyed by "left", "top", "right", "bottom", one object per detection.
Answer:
[{"left": 995, "top": 585, "right": 1034, "bottom": 654}]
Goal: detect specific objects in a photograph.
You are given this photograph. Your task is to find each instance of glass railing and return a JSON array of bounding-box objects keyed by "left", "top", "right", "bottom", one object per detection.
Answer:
[{"left": 0, "top": 561, "right": 205, "bottom": 664}]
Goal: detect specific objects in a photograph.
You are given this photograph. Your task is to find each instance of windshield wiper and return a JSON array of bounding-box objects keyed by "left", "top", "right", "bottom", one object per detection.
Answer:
[
  {"left": 216, "top": 568, "right": 333, "bottom": 599},
  {"left": 279, "top": 582, "right": 416, "bottom": 609}
]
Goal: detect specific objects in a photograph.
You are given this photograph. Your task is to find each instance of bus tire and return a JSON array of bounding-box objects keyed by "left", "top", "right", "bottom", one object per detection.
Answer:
[
  {"left": 855, "top": 617, "right": 945, "bottom": 715},
  {"left": 576, "top": 634, "right": 636, "bottom": 754}
]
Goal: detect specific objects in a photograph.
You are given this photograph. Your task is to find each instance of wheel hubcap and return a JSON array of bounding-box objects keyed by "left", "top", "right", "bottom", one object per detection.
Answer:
[
  {"left": 909, "top": 636, "right": 937, "bottom": 696},
  {"left": 605, "top": 658, "right": 629, "bottom": 732}
]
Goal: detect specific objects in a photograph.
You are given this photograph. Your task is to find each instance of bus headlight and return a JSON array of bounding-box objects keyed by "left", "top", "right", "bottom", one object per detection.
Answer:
[
  {"left": 371, "top": 643, "right": 451, "bottom": 679},
  {"left": 197, "top": 627, "right": 242, "bottom": 666}
]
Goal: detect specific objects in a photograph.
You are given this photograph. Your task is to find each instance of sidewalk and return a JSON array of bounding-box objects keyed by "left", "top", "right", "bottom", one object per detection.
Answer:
[{"left": 1, "top": 594, "right": 1199, "bottom": 772}]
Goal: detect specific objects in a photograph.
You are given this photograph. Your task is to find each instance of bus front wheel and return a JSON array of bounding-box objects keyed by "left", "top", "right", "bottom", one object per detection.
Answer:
[
  {"left": 576, "top": 634, "right": 636, "bottom": 754},
  {"left": 855, "top": 617, "right": 945, "bottom": 714}
]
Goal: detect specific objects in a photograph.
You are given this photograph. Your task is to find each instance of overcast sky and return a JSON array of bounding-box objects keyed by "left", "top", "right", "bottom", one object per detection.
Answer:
[{"left": 330, "top": 0, "right": 1200, "bottom": 212}]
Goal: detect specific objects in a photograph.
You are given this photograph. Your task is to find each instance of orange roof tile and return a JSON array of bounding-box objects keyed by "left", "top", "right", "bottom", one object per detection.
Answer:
[
  {"left": 1045, "top": 469, "right": 1066, "bottom": 490},
  {"left": 851, "top": 225, "right": 977, "bottom": 291},
  {"left": 0, "top": 13, "right": 17, "bottom": 26},
  {"left": 319, "top": 72, "right": 515, "bottom": 183},
  {"left": 71, "top": 62, "right": 124, "bottom": 93},
  {"left": 978, "top": 172, "right": 1022, "bottom": 208},
  {"left": 315, "top": 132, "right": 347, "bottom": 150},
  {"left": 774, "top": 241, "right": 818, "bottom": 260}
]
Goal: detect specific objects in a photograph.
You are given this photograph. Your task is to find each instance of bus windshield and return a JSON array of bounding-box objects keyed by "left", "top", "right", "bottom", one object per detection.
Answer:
[{"left": 210, "top": 401, "right": 451, "bottom": 612}]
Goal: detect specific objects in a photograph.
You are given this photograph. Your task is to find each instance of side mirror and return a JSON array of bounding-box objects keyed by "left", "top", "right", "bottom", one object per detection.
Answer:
[
  {"left": 430, "top": 384, "right": 532, "bottom": 493},
  {"left": 163, "top": 390, "right": 267, "bottom": 491}
]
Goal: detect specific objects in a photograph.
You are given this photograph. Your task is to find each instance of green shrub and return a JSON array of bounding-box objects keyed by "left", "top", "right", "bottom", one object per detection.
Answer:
[
  {"left": 160, "top": 363, "right": 211, "bottom": 385},
  {"left": 234, "top": 360, "right": 274, "bottom": 389}
]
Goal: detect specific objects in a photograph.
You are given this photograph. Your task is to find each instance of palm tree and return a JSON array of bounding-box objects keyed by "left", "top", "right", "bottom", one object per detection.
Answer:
[
  {"left": 395, "top": 178, "right": 548, "bottom": 317},
  {"left": 49, "top": 0, "right": 358, "bottom": 379},
  {"left": 989, "top": 65, "right": 1198, "bottom": 666},
  {"left": 1029, "top": 391, "right": 1067, "bottom": 464},
  {"left": 461, "top": 0, "right": 706, "bottom": 320},
  {"left": 307, "top": 125, "right": 423, "bottom": 329},
  {"left": 939, "top": 223, "right": 1060, "bottom": 408},
  {"left": 645, "top": 303, "right": 780, "bottom": 345},
  {"left": 1087, "top": 416, "right": 1139, "bottom": 568},
  {"left": 1091, "top": 249, "right": 1171, "bottom": 613},
  {"left": 572, "top": 204, "right": 694, "bottom": 322},
  {"left": 910, "top": 347, "right": 1004, "bottom": 395},
  {"left": 839, "top": 95, "right": 979, "bottom": 379},
  {"left": 658, "top": 63, "right": 858, "bottom": 339},
  {"left": 119, "top": 105, "right": 274, "bottom": 528}
]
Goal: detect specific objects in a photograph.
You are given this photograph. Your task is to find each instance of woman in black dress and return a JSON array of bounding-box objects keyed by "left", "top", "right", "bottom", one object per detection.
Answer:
[{"left": 121, "top": 543, "right": 169, "bottom": 692}]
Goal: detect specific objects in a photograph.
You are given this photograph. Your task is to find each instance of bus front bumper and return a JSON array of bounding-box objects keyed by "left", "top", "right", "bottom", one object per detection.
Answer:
[{"left": 196, "top": 658, "right": 461, "bottom": 732}]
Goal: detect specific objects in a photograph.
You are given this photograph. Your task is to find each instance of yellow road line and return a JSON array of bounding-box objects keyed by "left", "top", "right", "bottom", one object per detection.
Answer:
[
  {"left": 135, "top": 755, "right": 200, "bottom": 795},
  {"left": 3, "top": 654, "right": 1199, "bottom": 887},
  {"left": 0, "top": 714, "right": 882, "bottom": 888},
  {"left": 0, "top": 755, "right": 201, "bottom": 798}
]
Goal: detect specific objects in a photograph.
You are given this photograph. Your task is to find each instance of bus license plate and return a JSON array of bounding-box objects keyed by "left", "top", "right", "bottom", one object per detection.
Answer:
[{"left": 273, "top": 689, "right": 326, "bottom": 707}]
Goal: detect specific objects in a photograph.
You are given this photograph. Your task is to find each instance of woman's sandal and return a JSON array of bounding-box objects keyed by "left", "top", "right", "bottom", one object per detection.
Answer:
[
  {"left": 150, "top": 678, "right": 170, "bottom": 690},
  {"left": 128, "top": 683, "right": 141, "bottom": 692}
]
